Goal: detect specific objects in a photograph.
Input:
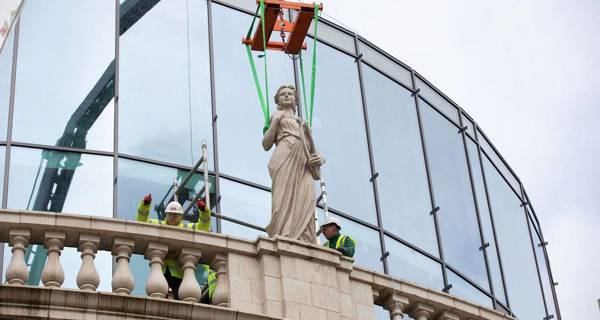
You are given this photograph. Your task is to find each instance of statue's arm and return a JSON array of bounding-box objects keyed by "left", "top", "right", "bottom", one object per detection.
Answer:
[{"left": 262, "top": 112, "right": 280, "bottom": 151}]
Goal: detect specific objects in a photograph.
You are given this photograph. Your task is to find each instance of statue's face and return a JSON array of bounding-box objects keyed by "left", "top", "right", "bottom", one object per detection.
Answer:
[{"left": 278, "top": 87, "right": 296, "bottom": 108}]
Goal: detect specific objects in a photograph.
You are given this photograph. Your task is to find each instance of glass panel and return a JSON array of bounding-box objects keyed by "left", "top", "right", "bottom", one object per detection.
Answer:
[
  {"left": 447, "top": 271, "right": 493, "bottom": 308},
  {"left": 359, "top": 41, "right": 412, "bottom": 88},
  {"left": 301, "top": 38, "right": 376, "bottom": 224},
  {"left": 465, "top": 138, "right": 506, "bottom": 304},
  {"left": 362, "top": 65, "right": 437, "bottom": 255},
  {"left": 477, "top": 129, "right": 521, "bottom": 198},
  {"left": 8, "top": 147, "right": 112, "bottom": 215},
  {"left": 415, "top": 77, "right": 459, "bottom": 124},
  {"left": 5, "top": 147, "right": 112, "bottom": 290},
  {"left": 213, "top": 4, "right": 293, "bottom": 187},
  {"left": 12, "top": 1, "right": 114, "bottom": 151},
  {"left": 384, "top": 236, "right": 443, "bottom": 291},
  {"left": 420, "top": 102, "right": 488, "bottom": 290},
  {"left": 373, "top": 304, "right": 389, "bottom": 320},
  {"left": 0, "top": 28, "right": 14, "bottom": 141},
  {"left": 0, "top": 147, "right": 5, "bottom": 193},
  {"left": 217, "top": 0, "right": 256, "bottom": 12},
  {"left": 117, "top": 158, "right": 215, "bottom": 225},
  {"left": 483, "top": 156, "right": 545, "bottom": 320},
  {"left": 531, "top": 219, "right": 557, "bottom": 318},
  {"left": 119, "top": 0, "right": 213, "bottom": 167},
  {"left": 318, "top": 210, "right": 383, "bottom": 273},
  {"left": 219, "top": 178, "right": 270, "bottom": 237},
  {"left": 307, "top": 21, "right": 356, "bottom": 54}
]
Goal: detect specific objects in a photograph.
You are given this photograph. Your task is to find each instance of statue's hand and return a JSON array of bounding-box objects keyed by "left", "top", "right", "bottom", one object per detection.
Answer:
[
  {"left": 307, "top": 153, "right": 324, "bottom": 168},
  {"left": 271, "top": 111, "right": 285, "bottom": 125}
]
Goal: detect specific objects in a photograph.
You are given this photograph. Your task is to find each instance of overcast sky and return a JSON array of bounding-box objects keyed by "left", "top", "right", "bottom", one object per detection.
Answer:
[{"left": 321, "top": 0, "right": 599, "bottom": 318}]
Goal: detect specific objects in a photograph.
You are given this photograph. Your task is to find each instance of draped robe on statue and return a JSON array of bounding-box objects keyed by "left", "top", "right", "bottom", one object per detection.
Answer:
[{"left": 265, "top": 114, "right": 316, "bottom": 243}]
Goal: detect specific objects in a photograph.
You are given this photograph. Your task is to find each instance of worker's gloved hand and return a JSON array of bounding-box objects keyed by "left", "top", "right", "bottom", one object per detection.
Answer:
[
  {"left": 143, "top": 194, "right": 152, "bottom": 205},
  {"left": 196, "top": 199, "right": 207, "bottom": 212}
]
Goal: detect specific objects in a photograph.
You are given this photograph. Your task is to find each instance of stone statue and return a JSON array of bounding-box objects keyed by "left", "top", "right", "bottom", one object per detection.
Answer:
[{"left": 262, "top": 85, "right": 324, "bottom": 243}]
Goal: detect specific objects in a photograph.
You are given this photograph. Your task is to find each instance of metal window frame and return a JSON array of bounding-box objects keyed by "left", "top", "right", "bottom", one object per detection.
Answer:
[
  {"left": 353, "top": 33, "right": 389, "bottom": 274},
  {"left": 410, "top": 69, "right": 449, "bottom": 289},
  {"left": 0, "top": 2, "right": 562, "bottom": 318},
  {"left": 474, "top": 123, "right": 512, "bottom": 310},
  {"left": 458, "top": 111, "right": 497, "bottom": 308}
]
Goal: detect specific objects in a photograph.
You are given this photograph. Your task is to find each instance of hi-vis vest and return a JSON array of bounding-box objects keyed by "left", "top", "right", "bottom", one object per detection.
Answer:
[
  {"left": 324, "top": 235, "right": 354, "bottom": 250},
  {"left": 135, "top": 202, "right": 212, "bottom": 279},
  {"left": 147, "top": 219, "right": 202, "bottom": 279}
]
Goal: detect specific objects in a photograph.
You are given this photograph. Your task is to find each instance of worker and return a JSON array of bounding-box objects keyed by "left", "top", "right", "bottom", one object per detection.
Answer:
[
  {"left": 320, "top": 216, "right": 356, "bottom": 258},
  {"left": 136, "top": 194, "right": 216, "bottom": 301}
]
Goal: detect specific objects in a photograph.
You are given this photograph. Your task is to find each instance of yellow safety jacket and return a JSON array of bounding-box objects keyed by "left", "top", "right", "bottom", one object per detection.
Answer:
[
  {"left": 135, "top": 201, "right": 213, "bottom": 280},
  {"left": 323, "top": 234, "right": 356, "bottom": 258}
]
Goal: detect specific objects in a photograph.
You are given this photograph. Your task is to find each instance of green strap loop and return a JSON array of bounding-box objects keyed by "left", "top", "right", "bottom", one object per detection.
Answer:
[
  {"left": 298, "top": 52, "right": 309, "bottom": 123},
  {"left": 298, "top": 3, "right": 319, "bottom": 127},
  {"left": 308, "top": 2, "right": 319, "bottom": 127},
  {"left": 245, "top": 0, "right": 271, "bottom": 134}
]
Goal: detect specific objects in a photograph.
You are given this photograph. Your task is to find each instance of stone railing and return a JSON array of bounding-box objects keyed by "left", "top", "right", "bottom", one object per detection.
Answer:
[{"left": 0, "top": 209, "right": 516, "bottom": 320}]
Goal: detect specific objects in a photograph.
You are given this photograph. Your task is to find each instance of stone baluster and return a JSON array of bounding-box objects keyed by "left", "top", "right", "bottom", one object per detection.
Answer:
[
  {"left": 436, "top": 311, "right": 460, "bottom": 320},
  {"left": 177, "top": 247, "right": 203, "bottom": 302},
  {"left": 410, "top": 302, "right": 435, "bottom": 320},
  {"left": 76, "top": 234, "right": 100, "bottom": 291},
  {"left": 41, "top": 232, "right": 65, "bottom": 288},
  {"left": 111, "top": 238, "right": 135, "bottom": 295},
  {"left": 145, "top": 242, "right": 169, "bottom": 298},
  {"left": 5, "top": 229, "right": 30, "bottom": 285},
  {"left": 210, "top": 253, "right": 229, "bottom": 307},
  {"left": 383, "top": 292, "right": 410, "bottom": 320}
]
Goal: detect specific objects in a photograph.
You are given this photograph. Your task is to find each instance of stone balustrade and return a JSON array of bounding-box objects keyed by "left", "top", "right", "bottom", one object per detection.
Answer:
[{"left": 0, "top": 209, "right": 515, "bottom": 320}]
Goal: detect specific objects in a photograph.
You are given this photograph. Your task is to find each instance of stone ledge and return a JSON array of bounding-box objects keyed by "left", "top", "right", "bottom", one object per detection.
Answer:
[
  {"left": 353, "top": 266, "right": 515, "bottom": 320},
  {"left": 0, "top": 285, "right": 282, "bottom": 320}
]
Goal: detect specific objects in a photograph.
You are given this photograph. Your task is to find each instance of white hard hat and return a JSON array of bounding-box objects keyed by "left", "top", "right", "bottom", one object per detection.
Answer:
[
  {"left": 320, "top": 216, "right": 341, "bottom": 230},
  {"left": 165, "top": 201, "right": 183, "bottom": 215}
]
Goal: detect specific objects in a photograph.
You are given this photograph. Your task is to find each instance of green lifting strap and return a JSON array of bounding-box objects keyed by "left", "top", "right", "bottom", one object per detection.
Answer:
[
  {"left": 245, "top": 0, "right": 270, "bottom": 134},
  {"left": 298, "top": 3, "right": 319, "bottom": 127}
]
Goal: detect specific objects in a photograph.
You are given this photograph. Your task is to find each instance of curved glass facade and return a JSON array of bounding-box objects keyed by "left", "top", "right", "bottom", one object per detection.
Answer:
[{"left": 0, "top": 1, "right": 560, "bottom": 319}]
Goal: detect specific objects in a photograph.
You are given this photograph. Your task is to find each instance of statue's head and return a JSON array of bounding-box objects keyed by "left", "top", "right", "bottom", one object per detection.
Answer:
[{"left": 274, "top": 85, "right": 298, "bottom": 111}]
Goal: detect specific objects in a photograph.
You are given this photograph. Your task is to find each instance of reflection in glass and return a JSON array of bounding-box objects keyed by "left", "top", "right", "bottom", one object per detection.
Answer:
[
  {"left": 213, "top": 4, "right": 293, "bottom": 187},
  {"left": 119, "top": 0, "right": 212, "bottom": 167},
  {"left": 385, "top": 236, "right": 443, "bottom": 291},
  {"left": 363, "top": 65, "right": 437, "bottom": 255},
  {"left": 117, "top": 158, "right": 215, "bottom": 224},
  {"left": 318, "top": 210, "right": 383, "bottom": 273},
  {"left": 5, "top": 147, "right": 112, "bottom": 290},
  {"left": 12, "top": 1, "right": 114, "bottom": 151},
  {"left": 484, "top": 157, "right": 545, "bottom": 320},
  {"left": 447, "top": 271, "right": 493, "bottom": 308},
  {"left": 0, "top": 28, "right": 14, "bottom": 141},
  {"left": 420, "top": 102, "right": 488, "bottom": 290},
  {"left": 8, "top": 147, "right": 112, "bottom": 215},
  {"left": 301, "top": 39, "right": 376, "bottom": 224},
  {"left": 465, "top": 138, "right": 506, "bottom": 303},
  {"left": 219, "top": 178, "right": 270, "bottom": 236}
]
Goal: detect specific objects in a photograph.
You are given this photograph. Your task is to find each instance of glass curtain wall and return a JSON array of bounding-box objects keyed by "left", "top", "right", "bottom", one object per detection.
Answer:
[{"left": 0, "top": 1, "right": 558, "bottom": 318}]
